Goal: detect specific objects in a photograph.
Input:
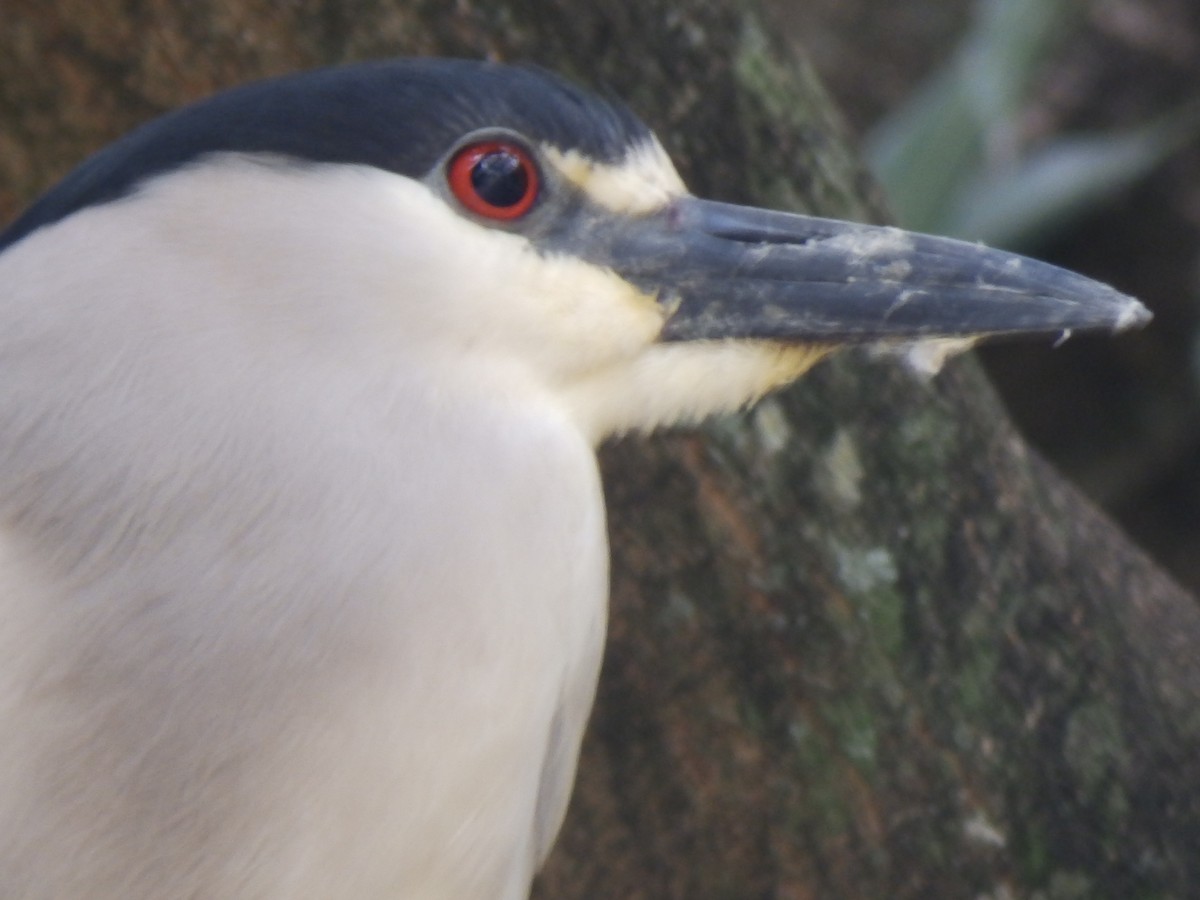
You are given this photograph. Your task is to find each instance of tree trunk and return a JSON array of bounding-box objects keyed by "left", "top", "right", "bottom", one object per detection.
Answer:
[{"left": 2, "top": 1, "right": 1197, "bottom": 897}]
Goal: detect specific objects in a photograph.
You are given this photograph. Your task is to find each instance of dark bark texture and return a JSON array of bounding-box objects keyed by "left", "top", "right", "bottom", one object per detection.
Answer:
[{"left": 2, "top": 2, "right": 1198, "bottom": 897}]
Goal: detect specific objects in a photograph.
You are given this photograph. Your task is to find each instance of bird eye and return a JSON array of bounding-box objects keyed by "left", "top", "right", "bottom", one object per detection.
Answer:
[{"left": 447, "top": 140, "right": 539, "bottom": 220}]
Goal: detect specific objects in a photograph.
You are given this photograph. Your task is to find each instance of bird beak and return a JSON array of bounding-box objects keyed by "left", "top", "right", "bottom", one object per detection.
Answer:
[{"left": 602, "top": 197, "right": 1150, "bottom": 343}]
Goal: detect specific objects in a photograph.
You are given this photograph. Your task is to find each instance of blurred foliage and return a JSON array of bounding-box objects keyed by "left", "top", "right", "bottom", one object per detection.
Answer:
[{"left": 866, "top": 0, "right": 1200, "bottom": 250}]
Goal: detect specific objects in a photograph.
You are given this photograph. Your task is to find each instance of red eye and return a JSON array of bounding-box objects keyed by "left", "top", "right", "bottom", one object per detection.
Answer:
[{"left": 446, "top": 140, "right": 539, "bottom": 220}]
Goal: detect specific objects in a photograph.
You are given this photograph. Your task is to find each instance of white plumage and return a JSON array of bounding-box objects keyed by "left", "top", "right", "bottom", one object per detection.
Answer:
[{"left": 0, "top": 158, "right": 615, "bottom": 897}]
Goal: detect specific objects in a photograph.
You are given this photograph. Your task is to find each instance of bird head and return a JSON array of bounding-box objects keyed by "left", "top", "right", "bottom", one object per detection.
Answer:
[{"left": 0, "top": 58, "right": 1150, "bottom": 442}]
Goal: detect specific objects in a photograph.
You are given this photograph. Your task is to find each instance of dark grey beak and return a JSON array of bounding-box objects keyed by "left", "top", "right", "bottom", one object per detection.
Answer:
[{"left": 597, "top": 197, "right": 1150, "bottom": 343}]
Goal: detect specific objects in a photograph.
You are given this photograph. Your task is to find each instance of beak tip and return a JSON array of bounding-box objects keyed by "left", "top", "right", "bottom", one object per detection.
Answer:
[{"left": 1113, "top": 295, "right": 1153, "bottom": 333}]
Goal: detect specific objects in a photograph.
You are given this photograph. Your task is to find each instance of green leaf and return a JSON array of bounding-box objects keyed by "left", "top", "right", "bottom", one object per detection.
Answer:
[
  {"left": 866, "top": 0, "right": 1079, "bottom": 233},
  {"left": 946, "top": 104, "right": 1200, "bottom": 249}
]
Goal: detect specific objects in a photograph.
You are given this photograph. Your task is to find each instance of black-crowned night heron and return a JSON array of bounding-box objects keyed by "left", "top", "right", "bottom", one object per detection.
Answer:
[{"left": 0, "top": 58, "right": 1148, "bottom": 898}]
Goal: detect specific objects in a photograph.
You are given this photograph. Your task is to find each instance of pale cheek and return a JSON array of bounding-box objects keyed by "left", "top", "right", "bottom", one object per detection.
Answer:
[{"left": 521, "top": 257, "right": 665, "bottom": 363}]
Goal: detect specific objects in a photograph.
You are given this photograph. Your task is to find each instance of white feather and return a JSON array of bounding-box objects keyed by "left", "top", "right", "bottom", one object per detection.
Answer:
[
  {"left": 0, "top": 159, "right": 613, "bottom": 898},
  {"left": 0, "top": 153, "right": 817, "bottom": 897}
]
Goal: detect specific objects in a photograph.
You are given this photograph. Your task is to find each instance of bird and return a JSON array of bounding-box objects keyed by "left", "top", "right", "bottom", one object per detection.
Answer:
[{"left": 0, "top": 57, "right": 1149, "bottom": 899}]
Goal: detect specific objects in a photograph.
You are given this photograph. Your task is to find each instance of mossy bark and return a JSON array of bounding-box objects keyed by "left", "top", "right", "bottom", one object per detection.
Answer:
[{"left": 2, "top": 1, "right": 1197, "bottom": 897}]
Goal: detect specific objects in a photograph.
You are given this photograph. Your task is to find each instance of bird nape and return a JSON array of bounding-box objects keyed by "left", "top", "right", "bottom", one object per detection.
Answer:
[{"left": 0, "top": 57, "right": 1148, "bottom": 899}]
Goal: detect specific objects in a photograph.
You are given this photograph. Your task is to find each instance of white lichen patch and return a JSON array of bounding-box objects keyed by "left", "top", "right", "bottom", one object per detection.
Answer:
[
  {"left": 877, "top": 258, "right": 913, "bottom": 281},
  {"left": 819, "top": 225, "right": 916, "bottom": 258},
  {"left": 963, "top": 812, "right": 1007, "bottom": 849},
  {"left": 833, "top": 544, "right": 898, "bottom": 595},
  {"left": 751, "top": 398, "right": 793, "bottom": 458},
  {"left": 869, "top": 336, "right": 980, "bottom": 378},
  {"left": 817, "top": 429, "right": 864, "bottom": 510}
]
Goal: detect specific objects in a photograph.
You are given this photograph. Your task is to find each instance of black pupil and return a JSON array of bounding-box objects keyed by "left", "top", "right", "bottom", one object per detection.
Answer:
[{"left": 471, "top": 150, "right": 529, "bottom": 208}]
